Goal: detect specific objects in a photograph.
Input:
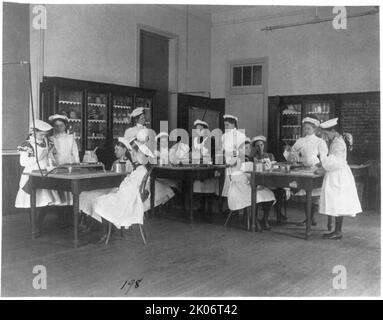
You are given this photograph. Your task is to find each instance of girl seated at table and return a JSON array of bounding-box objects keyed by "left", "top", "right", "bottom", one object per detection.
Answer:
[
  {"left": 92, "top": 139, "right": 155, "bottom": 243},
  {"left": 286, "top": 116, "right": 328, "bottom": 226},
  {"left": 251, "top": 135, "right": 288, "bottom": 223},
  {"left": 79, "top": 137, "right": 134, "bottom": 229},
  {"left": 15, "top": 120, "right": 63, "bottom": 234},
  {"left": 318, "top": 118, "right": 361, "bottom": 240},
  {"left": 192, "top": 119, "right": 219, "bottom": 216},
  {"left": 227, "top": 140, "right": 276, "bottom": 230}
]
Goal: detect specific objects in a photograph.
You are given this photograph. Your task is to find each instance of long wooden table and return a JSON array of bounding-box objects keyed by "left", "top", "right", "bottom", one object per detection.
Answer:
[
  {"left": 249, "top": 170, "right": 324, "bottom": 239},
  {"left": 150, "top": 165, "right": 226, "bottom": 222},
  {"left": 26, "top": 171, "right": 127, "bottom": 248}
]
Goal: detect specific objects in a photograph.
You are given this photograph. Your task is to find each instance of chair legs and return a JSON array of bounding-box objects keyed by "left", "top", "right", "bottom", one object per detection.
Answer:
[
  {"left": 224, "top": 208, "right": 251, "bottom": 230},
  {"left": 224, "top": 210, "right": 235, "bottom": 227},
  {"left": 104, "top": 222, "right": 147, "bottom": 245}
]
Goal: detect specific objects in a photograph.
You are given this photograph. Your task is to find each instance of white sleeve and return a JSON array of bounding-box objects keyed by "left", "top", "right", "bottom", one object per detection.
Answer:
[
  {"left": 318, "top": 139, "right": 329, "bottom": 162},
  {"left": 321, "top": 141, "right": 347, "bottom": 171},
  {"left": 19, "top": 151, "right": 37, "bottom": 167}
]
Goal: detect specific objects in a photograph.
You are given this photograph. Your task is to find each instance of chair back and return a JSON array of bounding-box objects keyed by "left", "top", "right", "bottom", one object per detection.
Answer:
[{"left": 139, "top": 166, "right": 153, "bottom": 202}]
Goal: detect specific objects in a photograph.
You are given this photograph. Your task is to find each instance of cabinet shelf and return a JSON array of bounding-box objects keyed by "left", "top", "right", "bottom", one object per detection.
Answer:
[
  {"left": 68, "top": 118, "right": 82, "bottom": 122},
  {"left": 114, "top": 120, "right": 130, "bottom": 124},
  {"left": 88, "top": 103, "right": 106, "bottom": 108},
  {"left": 59, "top": 100, "right": 81, "bottom": 105},
  {"left": 282, "top": 125, "right": 301, "bottom": 128},
  {"left": 88, "top": 119, "right": 106, "bottom": 123},
  {"left": 306, "top": 111, "right": 330, "bottom": 115},
  {"left": 113, "top": 105, "right": 132, "bottom": 109},
  {"left": 88, "top": 136, "right": 106, "bottom": 140}
]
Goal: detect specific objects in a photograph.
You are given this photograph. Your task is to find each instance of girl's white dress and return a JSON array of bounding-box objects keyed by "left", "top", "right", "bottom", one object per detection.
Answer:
[
  {"left": 50, "top": 133, "right": 80, "bottom": 205},
  {"left": 319, "top": 136, "right": 362, "bottom": 217},
  {"left": 227, "top": 161, "right": 275, "bottom": 211},
  {"left": 289, "top": 134, "right": 328, "bottom": 197},
  {"left": 221, "top": 129, "right": 246, "bottom": 197},
  {"left": 80, "top": 161, "right": 175, "bottom": 222},
  {"left": 92, "top": 165, "right": 148, "bottom": 228},
  {"left": 15, "top": 137, "right": 62, "bottom": 208}
]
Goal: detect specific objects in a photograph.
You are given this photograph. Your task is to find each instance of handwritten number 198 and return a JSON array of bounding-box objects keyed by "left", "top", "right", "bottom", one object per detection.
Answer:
[{"left": 120, "top": 278, "right": 143, "bottom": 295}]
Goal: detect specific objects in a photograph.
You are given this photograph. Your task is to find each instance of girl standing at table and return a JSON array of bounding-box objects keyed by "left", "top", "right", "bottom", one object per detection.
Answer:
[
  {"left": 48, "top": 114, "right": 80, "bottom": 211},
  {"left": 318, "top": 118, "right": 361, "bottom": 240},
  {"left": 169, "top": 136, "right": 190, "bottom": 164},
  {"left": 15, "top": 120, "right": 62, "bottom": 233},
  {"left": 227, "top": 139, "right": 276, "bottom": 230},
  {"left": 286, "top": 116, "right": 328, "bottom": 226},
  {"left": 192, "top": 119, "right": 219, "bottom": 215},
  {"left": 221, "top": 114, "right": 246, "bottom": 198},
  {"left": 124, "top": 107, "right": 147, "bottom": 142}
]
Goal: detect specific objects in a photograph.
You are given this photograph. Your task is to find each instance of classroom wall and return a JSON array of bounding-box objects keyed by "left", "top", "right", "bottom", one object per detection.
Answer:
[
  {"left": 2, "top": 2, "right": 30, "bottom": 151},
  {"left": 29, "top": 4, "right": 211, "bottom": 119},
  {"left": 211, "top": 6, "right": 379, "bottom": 97}
]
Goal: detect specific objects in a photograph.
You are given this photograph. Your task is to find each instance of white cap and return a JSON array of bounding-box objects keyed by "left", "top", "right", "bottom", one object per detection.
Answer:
[
  {"left": 155, "top": 132, "right": 169, "bottom": 140},
  {"left": 194, "top": 119, "right": 209, "bottom": 128},
  {"left": 30, "top": 119, "right": 53, "bottom": 132},
  {"left": 131, "top": 107, "right": 145, "bottom": 118},
  {"left": 320, "top": 118, "right": 338, "bottom": 129},
  {"left": 117, "top": 137, "right": 130, "bottom": 149},
  {"left": 245, "top": 137, "right": 251, "bottom": 143},
  {"left": 48, "top": 114, "right": 69, "bottom": 123},
  {"left": 135, "top": 141, "right": 154, "bottom": 158},
  {"left": 302, "top": 117, "right": 320, "bottom": 127},
  {"left": 136, "top": 128, "right": 149, "bottom": 143},
  {"left": 223, "top": 114, "right": 238, "bottom": 122},
  {"left": 251, "top": 135, "right": 267, "bottom": 143}
]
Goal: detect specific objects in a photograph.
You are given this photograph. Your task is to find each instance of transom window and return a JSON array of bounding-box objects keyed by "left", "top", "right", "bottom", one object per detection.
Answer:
[{"left": 232, "top": 64, "right": 262, "bottom": 87}]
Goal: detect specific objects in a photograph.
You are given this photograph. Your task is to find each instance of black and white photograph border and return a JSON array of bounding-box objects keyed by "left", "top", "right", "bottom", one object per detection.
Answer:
[{"left": 0, "top": 0, "right": 381, "bottom": 300}]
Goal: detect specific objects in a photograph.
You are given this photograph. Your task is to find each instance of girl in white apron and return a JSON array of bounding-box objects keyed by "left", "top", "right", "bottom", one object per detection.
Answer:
[
  {"left": 169, "top": 137, "right": 190, "bottom": 164},
  {"left": 48, "top": 114, "right": 80, "bottom": 210},
  {"left": 92, "top": 140, "right": 155, "bottom": 243},
  {"left": 252, "top": 135, "right": 289, "bottom": 224},
  {"left": 221, "top": 114, "right": 246, "bottom": 198},
  {"left": 15, "top": 120, "right": 62, "bottom": 233},
  {"left": 192, "top": 120, "right": 219, "bottom": 216},
  {"left": 79, "top": 137, "right": 134, "bottom": 229},
  {"left": 286, "top": 116, "right": 328, "bottom": 226},
  {"left": 227, "top": 139, "right": 276, "bottom": 230},
  {"left": 124, "top": 107, "right": 147, "bottom": 142},
  {"left": 318, "top": 118, "right": 362, "bottom": 240}
]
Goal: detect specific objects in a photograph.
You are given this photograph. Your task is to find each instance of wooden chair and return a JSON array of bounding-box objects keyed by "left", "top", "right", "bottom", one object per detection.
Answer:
[
  {"left": 224, "top": 207, "right": 251, "bottom": 231},
  {"left": 105, "top": 166, "right": 153, "bottom": 245}
]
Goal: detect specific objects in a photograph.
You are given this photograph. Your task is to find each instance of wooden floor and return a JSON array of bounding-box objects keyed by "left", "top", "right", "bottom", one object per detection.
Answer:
[{"left": 1, "top": 204, "right": 380, "bottom": 297}]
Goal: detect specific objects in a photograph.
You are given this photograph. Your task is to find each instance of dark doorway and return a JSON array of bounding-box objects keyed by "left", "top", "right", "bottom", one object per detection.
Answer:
[{"left": 139, "top": 30, "right": 169, "bottom": 133}]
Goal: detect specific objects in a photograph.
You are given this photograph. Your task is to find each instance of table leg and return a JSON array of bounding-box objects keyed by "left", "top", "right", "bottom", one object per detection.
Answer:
[
  {"left": 150, "top": 173, "right": 155, "bottom": 215},
  {"left": 30, "top": 186, "right": 39, "bottom": 239},
  {"left": 189, "top": 173, "right": 194, "bottom": 223},
  {"left": 305, "top": 187, "right": 312, "bottom": 240},
  {"left": 251, "top": 180, "right": 262, "bottom": 232},
  {"left": 218, "top": 170, "right": 224, "bottom": 214},
  {"left": 72, "top": 184, "right": 79, "bottom": 248}
]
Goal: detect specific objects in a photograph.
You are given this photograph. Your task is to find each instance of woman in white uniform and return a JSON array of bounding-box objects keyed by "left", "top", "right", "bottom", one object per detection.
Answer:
[
  {"left": 124, "top": 107, "right": 147, "bottom": 142},
  {"left": 92, "top": 140, "right": 155, "bottom": 243},
  {"left": 286, "top": 116, "right": 328, "bottom": 226},
  {"left": 15, "top": 120, "right": 62, "bottom": 234},
  {"left": 227, "top": 139, "right": 276, "bottom": 230},
  {"left": 221, "top": 114, "right": 246, "bottom": 198},
  {"left": 48, "top": 114, "right": 80, "bottom": 209},
  {"left": 169, "top": 137, "right": 190, "bottom": 164},
  {"left": 192, "top": 119, "right": 219, "bottom": 215},
  {"left": 318, "top": 118, "right": 362, "bottom": 240}
]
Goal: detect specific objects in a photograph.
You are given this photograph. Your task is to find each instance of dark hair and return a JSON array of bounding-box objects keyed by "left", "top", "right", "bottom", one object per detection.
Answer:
[
  {"left": 52, "top": 119, "right": 69, "bottom": 132},
  {"left": 133, "top": 112, "right": 145, "bottom": 125},
  {"left": 224, "top": 118, "right": 237, "bottom": 128},
  {"left": 324, "top": 123, "right": 353, "bottom": 152},
  {"left": 115, "top": 141, "right": 132, "bottom": 162}
]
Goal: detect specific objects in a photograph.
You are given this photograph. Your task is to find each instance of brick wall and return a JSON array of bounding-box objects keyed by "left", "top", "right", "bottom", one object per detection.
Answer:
[{"left": 340, "top": 92, "right": 380, "bottom": 163}]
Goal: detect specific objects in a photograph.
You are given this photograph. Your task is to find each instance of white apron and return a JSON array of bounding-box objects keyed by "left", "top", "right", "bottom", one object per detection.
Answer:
[
  {"left": 50, "top": 133, "right": 80, "bottom": 205},
  {"left": 289, "top": 134, "right": 328, "bottom": 198},
  {"left": 15, "top": 137, "right": 62, "bottom": 208},
  {"left": 227, "top": 161, "right": 275, "bottom": 211},
  {"left": 124, "top": 124, "right": 146, "bottom": 142},
  {"left": 319, "top": 137, "right": 362, "bottom": 217}
]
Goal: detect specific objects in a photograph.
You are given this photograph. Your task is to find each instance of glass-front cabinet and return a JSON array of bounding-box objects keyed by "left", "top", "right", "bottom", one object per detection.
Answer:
[{"left": 40, "top": 77, "right": 156, "bottom": 160}]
